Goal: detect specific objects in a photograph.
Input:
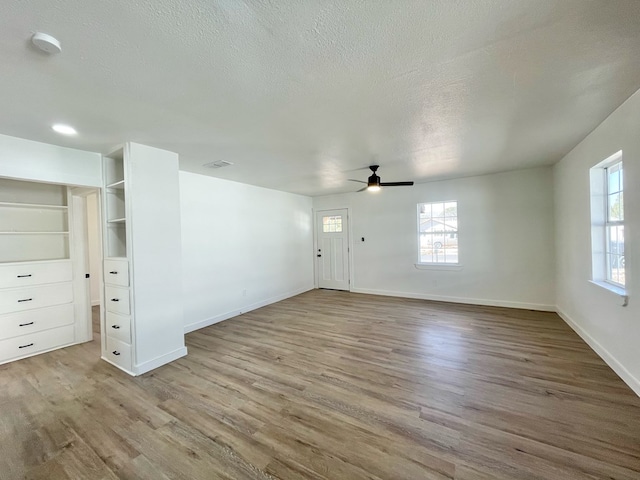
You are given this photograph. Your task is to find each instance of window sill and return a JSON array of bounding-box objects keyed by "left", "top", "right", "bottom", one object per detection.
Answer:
[
  {"left": 589, "top": 280, "right": 629, "bottom": 306},
  {"left": 415, "top": 263, "right": 463, "bottom": 271}
]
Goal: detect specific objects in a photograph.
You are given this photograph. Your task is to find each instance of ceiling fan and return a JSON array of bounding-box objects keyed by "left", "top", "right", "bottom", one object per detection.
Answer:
[{"left": 349, "top": 165, "right": 414, "bottom": 192}]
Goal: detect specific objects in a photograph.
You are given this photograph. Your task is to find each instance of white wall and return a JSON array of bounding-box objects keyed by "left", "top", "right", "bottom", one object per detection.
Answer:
[
  {"left": 0, "top": 134, "right": 102, "bottom": 187},
  {"left": 314, "top": 167, "right": 556, "bottom": 310},
  {"left": 555, "top": 90, "right": 640, "bottom": 395},
  {"left": 180, "top": 172, "right": 314, "bottom": 332}
]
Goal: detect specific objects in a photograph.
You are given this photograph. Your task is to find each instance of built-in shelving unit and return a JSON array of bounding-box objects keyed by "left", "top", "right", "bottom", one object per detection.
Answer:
[
  {"left": 103, "top": 148, "right": 127, "bottom": 259},
  {"left": 0, "top": 178, "right": 78, "bottom": 365},
  {"left": 100, "top": 142, "right": 186, "bottom": 376},
  {"left": 0, "top": 179, "right": 70, "bottom": 263}
]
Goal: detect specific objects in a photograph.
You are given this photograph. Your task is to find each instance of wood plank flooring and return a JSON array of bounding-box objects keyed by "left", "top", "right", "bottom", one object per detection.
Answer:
[{"left": 1, "top": 289, "right": 639, "bottom": 479}]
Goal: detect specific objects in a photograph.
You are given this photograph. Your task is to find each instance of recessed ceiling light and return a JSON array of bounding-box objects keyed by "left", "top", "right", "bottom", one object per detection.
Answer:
[{"left": 51, "top": 124, "right": 77, "bottom": 135}]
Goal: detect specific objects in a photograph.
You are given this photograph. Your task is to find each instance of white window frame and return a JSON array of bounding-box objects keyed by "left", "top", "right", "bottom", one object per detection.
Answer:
[
  {"left": 416, "top": 200, "right": 460, "bottom": 267},
  {"left": 589, "top": 151, "right": 626, "bottom": 294},
  {"left": 604, "top": 161, "right": 624, "bottom": 288}
]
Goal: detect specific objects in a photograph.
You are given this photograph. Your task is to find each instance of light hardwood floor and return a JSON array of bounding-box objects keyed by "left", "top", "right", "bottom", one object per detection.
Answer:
[{"left": 1, "top": 290, "right": 639, "bottom": 479}]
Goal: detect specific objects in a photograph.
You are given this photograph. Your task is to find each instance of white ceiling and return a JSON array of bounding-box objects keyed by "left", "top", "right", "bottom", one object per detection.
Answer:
[{"left": 2, "top": 1, "right": 640, "bottom": 196}]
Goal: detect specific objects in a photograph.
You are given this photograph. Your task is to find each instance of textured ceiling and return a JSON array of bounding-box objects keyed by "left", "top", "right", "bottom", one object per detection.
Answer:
[{"left": 2, "top": 1, "right": 640, "bottom": 196}]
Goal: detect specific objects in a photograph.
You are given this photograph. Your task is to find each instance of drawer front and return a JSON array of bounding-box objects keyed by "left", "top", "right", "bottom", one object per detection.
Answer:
[
  {"left": 105, "top": 285, "right": 130, "bottom": 315},
  {"left": 0, "top": 261, "right": 72, "bottom": 289},
  {"left": 0, "top": 324, "right": 75, "bottom": 364},
  {"left": 0, "top": 303, "right": 74, "bottom": 340},
  {"left": 105, "top": 311, "right": 131, "bottom": 344},
  {"left": 0, "top": 283, "right": 73, "bottom": 315},
  {"left": 105, "top": 336, "right": 132, "bottom": 371},
  {"left": 103, "top": 259, "right": 129, "bottom": 287}
]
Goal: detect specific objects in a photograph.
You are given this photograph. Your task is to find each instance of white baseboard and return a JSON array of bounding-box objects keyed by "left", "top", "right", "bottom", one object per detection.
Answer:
[
  {"left": 91, "top": 300, "right": 100, "bottom": 306},
  {"left": 184, "top": 286, "right": 314, "bottom": 334},
  {"left": 350, "top": 287, "right": 556, "bottom": 312},
  {"left": 133, "top": 346, "right": 188, "bottom": 376},
  {"left": 556, "top": 308, "right": 640, "bottom": 397}
]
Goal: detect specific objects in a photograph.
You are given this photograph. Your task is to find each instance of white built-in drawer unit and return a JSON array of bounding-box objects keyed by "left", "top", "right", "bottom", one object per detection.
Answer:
[
  {"left": 0, "top": 282, "right": 73, "bottom": 315},
  {"left": 0, "top": 303, "right": 74, "bottom": 340},
  {"left": 103, "top": 259, "right": 129, "bottom": 287},
  {"left": 105, "top": 336, "right": 132, "bottom": 371},
  {"left": 0, "top": 324, "right": 75, "bottom": 364},
  {"left": 105, "top": 311, "right": 131, "bottom": 344},
  {"left": 105, "top": 285, "right": 130, "bottom": 315},
  {"left": 0, "top": 260, "right": 72, "bottom": 289}
]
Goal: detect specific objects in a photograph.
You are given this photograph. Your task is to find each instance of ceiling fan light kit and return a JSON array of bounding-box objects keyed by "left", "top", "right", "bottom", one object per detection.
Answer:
[{"left": 350, "top": 165, "right": 414, "bottom": 192}]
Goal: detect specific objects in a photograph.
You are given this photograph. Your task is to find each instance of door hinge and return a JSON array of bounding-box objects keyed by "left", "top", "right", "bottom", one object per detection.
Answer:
[{"left": 85, "top": 273, "right": 90, "bottom": 279}]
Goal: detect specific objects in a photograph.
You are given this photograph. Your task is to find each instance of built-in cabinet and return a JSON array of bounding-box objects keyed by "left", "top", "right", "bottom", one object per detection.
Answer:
[
  {"left": 100, "top": 143, "right": 186, "bottom": 375},
  {"left": 0, "top": 179, "right": 80, "bottom": 364}
]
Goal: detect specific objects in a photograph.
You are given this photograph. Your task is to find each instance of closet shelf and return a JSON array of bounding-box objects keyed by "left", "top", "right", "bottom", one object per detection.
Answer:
[
  {"left": 0, "top": 201, "right": 68, "bottom": 210},
  {"left": 106, "top": 180, "right": 125, "bottom": 190},
  {"left": 0, "top": 231, "right": 69, "bottom": 235}
]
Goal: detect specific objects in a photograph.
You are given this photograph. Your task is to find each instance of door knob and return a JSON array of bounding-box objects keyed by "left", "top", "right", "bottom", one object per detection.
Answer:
[{"left": 317, "top": 254, "right": 322, "bottom": 257}]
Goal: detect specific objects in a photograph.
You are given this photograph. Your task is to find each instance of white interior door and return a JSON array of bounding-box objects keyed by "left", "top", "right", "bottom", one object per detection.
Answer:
[{"left": 316, "top": 209, "right": 350, "bottom": 290}]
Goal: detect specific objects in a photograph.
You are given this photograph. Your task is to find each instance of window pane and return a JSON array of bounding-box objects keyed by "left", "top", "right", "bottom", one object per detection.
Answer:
[
  {"left": 608, "top": 165, "right": 620, "bottom": 194},
  {"left": 418, "top": 201, "right": 458, "bottom": 264},
  {"left": 431, "top": 202, "right": 444, "bottom": 217},
  {"left": 322, "top": 215, "right": 342, "bottom": 233},
  {"left": 608, "top": 193, "right": 622, "bottom": 221},
  {"left": 444, "top": 202, "right": 457, "bottom": 217}
]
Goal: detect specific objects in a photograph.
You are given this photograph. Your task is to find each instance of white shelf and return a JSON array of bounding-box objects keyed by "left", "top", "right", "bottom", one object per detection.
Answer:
[
  {"left": 107, "top": 218, "right": 126, "bottom": 224},
  {"left": 0, "top": 231, "right": 69, "bottom": 235},
  {"left": 0, "top": 201, "right": 67, "bottom": 210},
  {"left": 106, "top": 180, "right": 125, "bottom": 190}
]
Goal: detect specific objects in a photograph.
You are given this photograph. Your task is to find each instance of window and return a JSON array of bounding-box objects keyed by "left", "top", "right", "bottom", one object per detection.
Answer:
[
  {"left": 590, "top": 151, "right": 625, "bottom": 290},
  {"left": 322, "top": 215, "right": 343, "bottom": 233},
  {"left": 605, "top": 161, "right": 625, "bottom": 286},
  {"left": 418, "top": 201, "right": 458, "bottom": 264}
]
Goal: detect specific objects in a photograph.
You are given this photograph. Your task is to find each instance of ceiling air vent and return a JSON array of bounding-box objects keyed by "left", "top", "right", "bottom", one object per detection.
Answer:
[{"left": 203, "top": 160, "right": 234, "bottom": 169}]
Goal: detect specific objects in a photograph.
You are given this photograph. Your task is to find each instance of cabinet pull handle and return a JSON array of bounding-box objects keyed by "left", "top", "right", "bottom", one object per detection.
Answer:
[
  {"left": 111, "top": 298, "right": 119, "bottom": 302},
  {"left": 19, "top": 322, "right": 34, "bottom": 327},
  {"left": 17, "top": 274, "right": 32, "bottom": 278},
  {"left": 109, "top": 271, "right": 118, "bottom": 274},
  {"left": 19, "top": 343, "right": 34, "bottom": 349},
  {"left": 18, "top": 298, "right": 33, "bottom": 303},
  {"left": 111, "top": 325, "right": 121, "bottom": 329},
  {"left": 112, "top": 351, "right": 121, "bottom": 356}
]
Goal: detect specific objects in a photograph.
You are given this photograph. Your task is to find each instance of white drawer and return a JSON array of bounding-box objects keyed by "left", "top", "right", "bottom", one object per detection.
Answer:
[
  {"left": 105, "top": 336, "right": 132, "bottom": 371},
  {"left": 0, "top": 324, "right": 75, "bottom": 364},
  {"left": 103, "top": 259, "right": 129, "bottom": 287},
  {"left": 105, "top": 285, "right": 130, "bottom": 315},
  {"left": 0, "top": 282, "right": 73, "bottom": 315},
  {"left": 105, "top": 311, "right": 131, "bottom": 344},
  {"left": 0, "top": 303, "right": 74, "bottom": 340},
  {"left": 0, "top": 261, "right": 72, "bottom": 289}
]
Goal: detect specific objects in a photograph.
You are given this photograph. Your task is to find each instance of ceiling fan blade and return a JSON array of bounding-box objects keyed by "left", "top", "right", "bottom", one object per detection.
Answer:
[
  {"left": 348, "top": 179, "right": 367, "bottom": 184},
  {"left": 380, "top": 181, "right": 414, "bottom": 186},
  {"left": 356, "top": 186, "right": 368, "bottom": 192}
]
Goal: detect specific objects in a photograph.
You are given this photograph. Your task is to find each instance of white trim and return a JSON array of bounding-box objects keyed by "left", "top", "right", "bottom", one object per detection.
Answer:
[
  {"left": 556, "top": 308, "right": 640, "bottom": 397},
  {"left": 184, "top": 286, "right": 314, "bottom": 334},
  {"left": 414, "top": 263, "right": 463, "bottom": 271},
  {"left": 133, "top": 346, "right": 188, "bottom": 376},
  {"left": 588, "top": 279, "right": 627, "bottom": 298},
  {"left": 350, "top": 287, "right": 555, "bottom": 311}
]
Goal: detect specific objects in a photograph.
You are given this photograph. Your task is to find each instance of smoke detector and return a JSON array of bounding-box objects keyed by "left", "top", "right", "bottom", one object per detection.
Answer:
[
  {"left": 203, "top": 160, "right": 234, "bottom": 169},
  {"left": 31, "top": 32, "right": 61, "bottom": 54}
]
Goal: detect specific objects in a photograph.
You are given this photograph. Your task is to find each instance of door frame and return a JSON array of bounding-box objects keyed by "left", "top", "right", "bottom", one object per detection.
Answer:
[
  {"left": 313, "top": 207, "right": 353, "bottom": 291},
  {"left": 68, "top": 187, "right": 103, "bottom": 345}
]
